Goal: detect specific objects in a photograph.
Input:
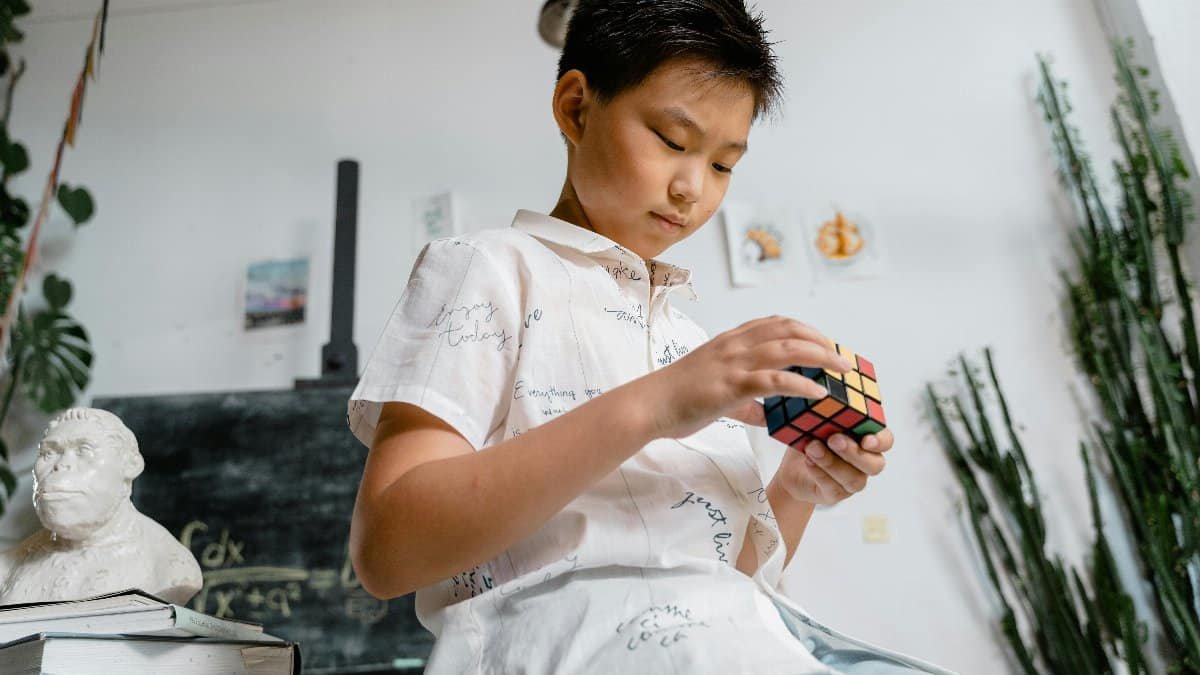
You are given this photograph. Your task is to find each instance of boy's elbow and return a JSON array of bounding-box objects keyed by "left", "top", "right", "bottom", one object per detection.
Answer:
[
  {"left": 351, "top": 541, "right": 415, "bottom": 600},
  {"left": 349, "top": 515, "right": 416, "bottom": 600}
]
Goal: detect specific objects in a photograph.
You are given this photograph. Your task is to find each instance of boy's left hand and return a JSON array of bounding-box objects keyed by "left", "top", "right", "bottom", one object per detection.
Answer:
[{"left": 774, "top": 430, "right": 893, "bottom": 505}]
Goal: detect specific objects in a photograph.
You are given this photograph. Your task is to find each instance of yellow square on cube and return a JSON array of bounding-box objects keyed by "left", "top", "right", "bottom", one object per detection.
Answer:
[
  {"left": 824, "top": 367, "right": 843, "bottom": 382},
  {"left": 837, "top": 344, "right": 858, "bottom": 366},
  {"left": 848, "top": 388, "right": 867, "bottom": 414},
  {"left": 862, "top": 377, "right": 881, "bottom": 401},
  {"left": 844, "top": 370, "right": 863, "bottom": 391}
]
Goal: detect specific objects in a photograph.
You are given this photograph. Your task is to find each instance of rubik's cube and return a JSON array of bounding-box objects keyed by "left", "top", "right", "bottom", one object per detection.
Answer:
[{"left": 764, "top": 343, "right": 886, "bottom": 449}]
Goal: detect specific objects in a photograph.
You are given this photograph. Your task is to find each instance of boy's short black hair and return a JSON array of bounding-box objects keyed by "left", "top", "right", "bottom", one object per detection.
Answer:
[{"left": 557, "top": 0, "right": 783, "bottom": 121}]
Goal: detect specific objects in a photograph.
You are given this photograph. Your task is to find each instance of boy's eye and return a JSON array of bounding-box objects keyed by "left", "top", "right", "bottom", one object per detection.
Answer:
[
  {"left": 655, "top": 131, "right": 685, "bottom": 152},
  {"left": 713, "top": 163, "right": 732, "bottom": 174}
]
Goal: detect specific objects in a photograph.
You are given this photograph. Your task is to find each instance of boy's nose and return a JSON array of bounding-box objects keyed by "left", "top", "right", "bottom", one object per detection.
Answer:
[{"left": 669, "top": 173, "right": 701, "bottom": 204}]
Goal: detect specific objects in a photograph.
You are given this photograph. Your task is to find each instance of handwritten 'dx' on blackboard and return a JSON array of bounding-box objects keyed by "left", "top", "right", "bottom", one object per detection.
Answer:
[{"left": 94, "top": 386, "right": 432, "bottom": 673}]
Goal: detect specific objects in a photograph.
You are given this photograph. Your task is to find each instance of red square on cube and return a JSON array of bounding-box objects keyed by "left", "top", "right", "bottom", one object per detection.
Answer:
[
  {"left": 832, "top": 408, "right": 866, "bottom": 429},
  {"left": 793, "top": 411, "right": 824, "bottom": 431},
  {"left": 867, "top": 399, "right": 886, "bottom": 425},
  {"left": 812, "top": 422, "right": 841, "bottom": 442},
  {"left": 771, "top": 424, "right": 803, "bottom": 445},
  {"left": 857, "top": 356, "right": 876, "bottom": 380}
]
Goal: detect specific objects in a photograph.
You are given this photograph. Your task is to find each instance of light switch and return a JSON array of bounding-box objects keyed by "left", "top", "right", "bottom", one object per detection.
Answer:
[{"left": 862, "top": 514, "right": 891, "bottom": 543}]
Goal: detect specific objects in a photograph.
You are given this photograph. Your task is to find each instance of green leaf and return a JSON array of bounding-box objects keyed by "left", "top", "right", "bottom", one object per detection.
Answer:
[
  {"left": 56, "top": 184, "right": 94, "bottom": 226},
  {"left": 0, "top": 224, "right": 20, "bottom": 310},
  {"left": 0, "top": 21, "right": 21, "bottom": 43},
  {"left": 0, "top": 139, "right": 27, "bottom": 175},
  {"left": 0, "top": 463, "right": 14, "bottom": 499},
  {"left": 16, "top": 308, "right": 92, "bottom": 413},
  {"left": 42, "top": 273, "right": 71, "bottom": 310},
  {"left": 7, "top": 0, "right": 31, "bottom": 17},
  {"left": 0, "top": 181, "right": 29, "bottom": 229}
]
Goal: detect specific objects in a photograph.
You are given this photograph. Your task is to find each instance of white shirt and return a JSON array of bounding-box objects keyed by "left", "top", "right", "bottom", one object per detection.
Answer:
[{"left": 348, "top": 209, "right": 955, "bottom": 675}]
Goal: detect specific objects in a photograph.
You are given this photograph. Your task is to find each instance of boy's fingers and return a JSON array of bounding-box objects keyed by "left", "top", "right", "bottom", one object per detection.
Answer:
[
  {"left": 743, "top": 338, "right": 850, "bottom": 377},
  {"left": 729, "top": 399, "right": 767, "bottom": 427},
  {"left": 802, "top": 448, "right": 846, "bottom": 498},
  {"left": 828, "top": 434, "right": 886, "bottom": 476},
  {"left": 739, "top": 317, "right": 839, "bottom": 363},
  {"left": 864, "top": 429, "right": 895, "bottom": 453},
  {"left": 805, "top": 440, "right": 869, "bottom": 493},
  {"left": 742, "top": 369, "right": 827, "bottom": 400}
]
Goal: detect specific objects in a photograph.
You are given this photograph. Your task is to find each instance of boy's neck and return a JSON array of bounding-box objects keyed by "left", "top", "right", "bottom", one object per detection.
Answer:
[
  {"left": 549, "top": 182, "right": 594, "bottom": 236},
  {"left": 549, "top": 181, "right": 655, "bottom": 271}
]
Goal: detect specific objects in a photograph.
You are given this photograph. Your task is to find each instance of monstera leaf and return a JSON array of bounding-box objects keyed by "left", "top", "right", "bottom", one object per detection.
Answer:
[{"left": 14, "top": 276, "right": 92, "bottom": 412}]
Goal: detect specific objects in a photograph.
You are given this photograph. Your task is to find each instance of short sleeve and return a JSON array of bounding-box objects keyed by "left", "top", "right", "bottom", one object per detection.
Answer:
[{"left": 348, "top": 238, "right": 522, "bottom": 451}]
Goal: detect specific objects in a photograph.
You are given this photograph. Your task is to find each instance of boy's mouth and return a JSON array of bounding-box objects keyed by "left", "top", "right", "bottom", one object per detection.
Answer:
[{"left": 651, "top": 212, "right": 685, "bottom": 232}]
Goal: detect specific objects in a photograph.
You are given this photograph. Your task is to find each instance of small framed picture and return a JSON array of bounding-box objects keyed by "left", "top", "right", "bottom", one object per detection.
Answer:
[
  {"left": 244, "top": 258, "right": 309, "bottom": 330},
  {"left": 413, "top": 191, "right": 460, "bottom": 249},
  {"left": 802, "top": 205, "right": 887, "bottom": 282},
  {"left": 721, "top": 201, "right": 802, "bottom": 288}
]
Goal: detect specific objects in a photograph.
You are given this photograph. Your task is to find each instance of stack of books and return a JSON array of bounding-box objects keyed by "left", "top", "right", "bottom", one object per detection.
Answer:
[{"left": 0, "top": 588, "right": 300, "bottom": 674}]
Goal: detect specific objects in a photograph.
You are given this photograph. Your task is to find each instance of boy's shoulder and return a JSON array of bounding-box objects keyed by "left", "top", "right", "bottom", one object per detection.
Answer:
[
  {"left": 429, "top": 223, "right": 561, "bottom": 270},
  {"left": 442, "top": 225, "right": 536, "bottom": 251}
]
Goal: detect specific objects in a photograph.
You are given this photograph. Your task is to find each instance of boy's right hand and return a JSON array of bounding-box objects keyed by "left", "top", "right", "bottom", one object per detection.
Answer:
[{"left": 643, "top": 315, "right": 855, "bottom": 440}]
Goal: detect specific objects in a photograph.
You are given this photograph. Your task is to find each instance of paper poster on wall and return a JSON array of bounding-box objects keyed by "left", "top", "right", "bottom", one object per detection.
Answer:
[
  {"left": 803, "top": 205, "right": 887, "bottom": 282},
  {"left": 244, "top": 258, "right": 309, "bottom": 330},
  {"left": 721, "top": 201, "right": 804, "bottom": 288},
  {"left": 413, "top": 191, "right": 460, "bottom": 249}
]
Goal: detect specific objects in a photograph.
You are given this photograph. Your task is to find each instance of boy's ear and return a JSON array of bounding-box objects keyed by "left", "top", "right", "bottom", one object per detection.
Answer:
[{"left": 552, "top": 69, "right": 590, "bottom": 147}]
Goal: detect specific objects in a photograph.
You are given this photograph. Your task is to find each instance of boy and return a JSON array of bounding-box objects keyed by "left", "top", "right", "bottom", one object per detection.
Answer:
[{"left": 348, "top": 1, "right": 955, "bottom": 673}]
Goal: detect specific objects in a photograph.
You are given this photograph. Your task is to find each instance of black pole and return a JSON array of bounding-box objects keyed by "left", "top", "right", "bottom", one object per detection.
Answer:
[{"left": 296, "top": 159, "right": 359, "bottom": 389}]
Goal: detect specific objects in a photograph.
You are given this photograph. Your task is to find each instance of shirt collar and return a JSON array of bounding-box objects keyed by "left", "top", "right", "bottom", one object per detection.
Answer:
[{"left": 511, "top": 209, "right": 699, "bottom": 301}]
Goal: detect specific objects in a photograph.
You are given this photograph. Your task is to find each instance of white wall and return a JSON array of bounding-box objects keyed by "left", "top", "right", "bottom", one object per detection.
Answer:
[{"left": 0, "top": 1, "right": 1151, "bottom": 672}]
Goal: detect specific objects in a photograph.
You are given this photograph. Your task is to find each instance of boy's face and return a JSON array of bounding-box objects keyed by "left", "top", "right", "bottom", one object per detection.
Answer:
[{"left": 555, "top": 58, "right": 755, "bottom": 262}]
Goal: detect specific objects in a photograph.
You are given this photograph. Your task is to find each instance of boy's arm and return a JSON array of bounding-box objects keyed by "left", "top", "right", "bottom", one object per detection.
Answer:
[
  {"left": 738, "top": 429, "right": 895, "bottom": 576},
  {"left": 349, "top": 376, "right": 660, "bottom": 600},
  {"left": 733, "top": 477, "right": 816, "bottom": 577},
  {"left": 766, "top": 477, "right": 815, "bottom": 568},
  {"left": 351, "top": 315, "right": 849, "bottom": 599}
]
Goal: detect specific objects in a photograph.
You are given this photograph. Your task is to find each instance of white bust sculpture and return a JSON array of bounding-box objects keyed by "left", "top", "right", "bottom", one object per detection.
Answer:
[{"left": 0, "top": 407, "right": 203, "bottom": 605}]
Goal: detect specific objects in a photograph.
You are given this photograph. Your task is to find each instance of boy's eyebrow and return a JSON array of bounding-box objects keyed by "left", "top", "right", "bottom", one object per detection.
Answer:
[{"left": 661, "top": 106, "right": 748, "bottom": 153}]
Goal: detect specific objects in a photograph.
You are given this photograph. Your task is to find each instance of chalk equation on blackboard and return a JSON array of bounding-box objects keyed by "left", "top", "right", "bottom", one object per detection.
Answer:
[{"left": 180, "top": 519, "right": 388, "bottom": 626}]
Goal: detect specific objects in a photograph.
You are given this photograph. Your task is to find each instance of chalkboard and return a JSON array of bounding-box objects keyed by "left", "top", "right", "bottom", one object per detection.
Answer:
[{"left": 93, "top": 386, "right": 433, "bottom": 674}]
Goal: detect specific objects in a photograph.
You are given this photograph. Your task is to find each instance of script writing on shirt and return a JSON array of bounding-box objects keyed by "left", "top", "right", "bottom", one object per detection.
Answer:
[
  {"left": 428, "top": 300, "right": 513, "bottom": 351},
  {"left": 745, "top": 489, "right": 781, "bottom": 557},
  {"left": 513, "top": 379, "right": 579, "bottom": 417},
  {"left": 603, "top": 260, "right": 643, "bottom": 282},
  {"left": 616, "top": 603, "right": 711, "bottom": 651},
  {"left": 497, "top": 554, "right": 581, "bottom": 598},
  {"left": 654, "top": 339, "right": 690, "bottom": 367},
  {"left": 604, "top": 304, "right": 647, "bottom": 330},
  {"left": 747, "top": 487, "right": 778, "bottom": 522},
  {"left": 671, "top": 491, "right": 735, "bottom": 563},
  {"left": 449, "top": 566, "right": 495, "bottom": 600}
]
